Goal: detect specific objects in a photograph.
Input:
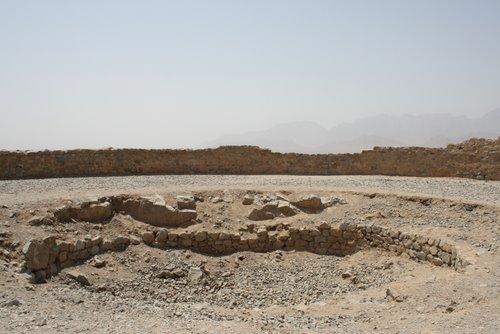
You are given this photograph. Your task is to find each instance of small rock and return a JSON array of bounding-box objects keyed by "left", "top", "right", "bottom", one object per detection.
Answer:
[
  {"left": 92, "top": 259, "right": 107, "bottom": 268},
  {"left": 365, "top": 212, "right": 386, "bottom": 220},
  {"left": 242, "top": 195, "right": 254, "bottom": 205},
  {"left": 383, "top": 261, "right": 394, "bottom": 270},
  {"left": 341, "top": 272, "right": 352, "bottom": 279},
  {"left": 27, "top": 216, "right": 43, "bottom": 226},
  {"left": 2, "top": 299, "right": 22, "bottom": 307},
  {"left": 188, "top": 267, "right": 204, "bottom": 282},
  {"left": 211, "top": 197, "right": 224, "bottom": 204},
  {"left": 30, "top": 271, "right": 47, "bottom": 284},
  {"left": 67, "top": 271, "right": 91, "bottom": 286},
  {"left": 386, "top": 288, "right": 405, "bottom": 302},
  {"left": 130, "top": 236, "right": 141, "bottom": 245},
  {"left": 321, "top": 196, "right": 347, "bottom": 207},
  {"left": 141, "top": 231, "right": 155, "bottom": 244},
  {"left": 177, "top": 195, "right": 196, "bottom": 210},
  {"left": 157, "top": 268, "right": 185, "bottom": 279},
  {"left": 35, "top": 318, "right": 47, "bottom": 327}
]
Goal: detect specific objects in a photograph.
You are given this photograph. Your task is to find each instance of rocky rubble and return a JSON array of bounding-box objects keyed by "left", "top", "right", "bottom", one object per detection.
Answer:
[
  {"left": 247, "top": 193, "right": 347, "bottom": 221},
  {"left": 1, "top": 187, "right": 497, "bottom": 333},
  {"left": 75, "top": 247, "right": 399, "bottom": 309},
  {"left": 53, "top": 194, "right": 197, "bottom": 227}
]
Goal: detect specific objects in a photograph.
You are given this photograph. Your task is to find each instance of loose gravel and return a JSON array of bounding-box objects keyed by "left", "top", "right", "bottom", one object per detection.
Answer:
[{"left": 1, "top": 175, "right": 499, "bottom": 206}]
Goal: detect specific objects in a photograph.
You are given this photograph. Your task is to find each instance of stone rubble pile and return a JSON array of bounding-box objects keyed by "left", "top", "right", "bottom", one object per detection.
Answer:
[
  {"left": 246, "top": 194, "right": 347, "bottom": 221},
  {"left": 53, "top": 195, "right": 197, "bottom": 227},
  {"left": 98, "top": 250, "right": 395, "bottom": 309}
]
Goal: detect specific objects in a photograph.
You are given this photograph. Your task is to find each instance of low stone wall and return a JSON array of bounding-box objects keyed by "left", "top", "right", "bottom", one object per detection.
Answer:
[
  {"left": 142, "top": 222, "right": 467, "bottom": 269},
  {"left": 2, "top": 137, "right": 499, "bottom": 180},
  {"left": 22, "top": 234, "right": 131, "bottom": 281},
  {"left": 22, "top": 222, "right": 470, "bottom": 283}
]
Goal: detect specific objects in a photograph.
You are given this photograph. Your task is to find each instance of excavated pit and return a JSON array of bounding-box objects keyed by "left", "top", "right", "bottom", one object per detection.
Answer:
[
  {"left": 1, "top": 179, "right": 498, "bottom": 333},
  {"left": 2, "top": 185, "right": 498, "bottom": 334},
  {"left": 17, "top": 193, "right": 471, "bottom": 290}
]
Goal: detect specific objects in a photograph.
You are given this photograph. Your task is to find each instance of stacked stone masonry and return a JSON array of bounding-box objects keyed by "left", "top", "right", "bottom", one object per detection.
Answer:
[
  {"left": 22, "top": 222, "right": 470, "bottom": 282},
  {"left": 2, "top": 137, "right": 499, "bottom": 180}
]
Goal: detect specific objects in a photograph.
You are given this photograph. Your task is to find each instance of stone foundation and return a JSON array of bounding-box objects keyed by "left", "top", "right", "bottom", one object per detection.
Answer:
[{"left": 22, "top": 222, "right": 470, "bottom": 283}]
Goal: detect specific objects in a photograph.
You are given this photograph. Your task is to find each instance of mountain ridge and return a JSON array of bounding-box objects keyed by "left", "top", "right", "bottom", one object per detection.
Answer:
[{"left": 204, "top": 109, "right": 500, "bottom": 153}]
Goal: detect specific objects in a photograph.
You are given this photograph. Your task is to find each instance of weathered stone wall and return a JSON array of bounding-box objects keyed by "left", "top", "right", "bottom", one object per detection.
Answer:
[
  {"left": 1, "top": 137, "right": 499, "bottom": 180},
  {"left": 22, "top": 221, "right": 470, "bottom": 282}
]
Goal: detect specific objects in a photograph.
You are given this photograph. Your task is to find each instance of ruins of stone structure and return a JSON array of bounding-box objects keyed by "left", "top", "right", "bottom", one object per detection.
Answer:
[{"left": 1, "top": 137, "right": 499, "bottom": 180}]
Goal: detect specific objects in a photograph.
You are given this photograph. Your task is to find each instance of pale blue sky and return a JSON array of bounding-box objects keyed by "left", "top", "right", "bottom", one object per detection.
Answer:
[{"left": 1, "top": 0, "right": 499, "bottom": 150}]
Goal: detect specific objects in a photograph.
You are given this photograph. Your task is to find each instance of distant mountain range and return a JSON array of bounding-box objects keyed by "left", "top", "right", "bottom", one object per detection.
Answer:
[{"left": 204, "top": 109, "right": 500, "bottom": 153}]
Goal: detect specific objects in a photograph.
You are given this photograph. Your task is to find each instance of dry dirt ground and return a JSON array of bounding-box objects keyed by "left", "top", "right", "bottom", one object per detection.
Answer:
[{"left": 0, "top": 175, "right": 499, "bottom": 333}]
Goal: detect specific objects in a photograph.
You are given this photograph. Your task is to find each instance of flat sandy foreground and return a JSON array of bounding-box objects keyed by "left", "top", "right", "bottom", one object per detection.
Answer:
[{"left": 0, "top": 175, "right": 499, "bottom": 333}]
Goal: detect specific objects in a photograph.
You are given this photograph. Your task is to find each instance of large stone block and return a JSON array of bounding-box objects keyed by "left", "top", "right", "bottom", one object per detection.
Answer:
[{"left": 23, "top": 239, "right": 52, "bottom": 272}]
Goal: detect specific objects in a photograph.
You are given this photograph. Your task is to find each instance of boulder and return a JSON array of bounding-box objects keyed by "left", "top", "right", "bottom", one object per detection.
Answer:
[
  {"left": 248, "top": 199, "right": 300, "bottom": 220},
  {"left": 277, "top": 201, "right": 300, "bottom": 217},
  {"left": 76, "top": 202, "right": 113, "bottom": 222},
  {"left": 133, "top": 196, "right": 197, "bottom": 227},
  {"left": 291, "top": 195, "right": 323, "bottom": 210},
  {"left": 54, "top": 201, "right": 113, "bottom": 222},
  {"left": 115, "top": 197, "right": 141, "bottom": 217},
  {"left": 175, "top": 210, "right": 197, "bottom": 225},
  {"left": 22, "top": 239, "right": 52, "bottom": 272},
  {"left": 176, "top": 195, "right": 196, "bottom": 210},
  {"left": 155, "top": 229, "right": 168, "bottom": 243},
  {"left": 55, "top": 195, "right": 197, "bottom": 227},
  {"left": 53, "top": 205, "right": 71, "bottom": 221},
  {"left": 248, "top": 207, "right": 275, "bottom": 221},
  {"left": 141, "top": 231, "right": 155, "bottom": 243},
  {"left": 27, "top": 215, "right": 54, "bottom": 226}
]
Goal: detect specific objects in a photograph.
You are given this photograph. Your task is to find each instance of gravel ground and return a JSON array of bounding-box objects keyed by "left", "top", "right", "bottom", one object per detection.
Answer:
[
  {"left": 1, "top": 175, "right": 499, "bottom": 206},
  {"left": 1, "top": 175, "right": 499, "bottom": 333}
]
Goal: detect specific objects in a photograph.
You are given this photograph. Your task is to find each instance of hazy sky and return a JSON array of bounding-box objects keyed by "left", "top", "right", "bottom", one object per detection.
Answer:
[{"left": 1, "top": 0, "right": 499, "bottom": 150}]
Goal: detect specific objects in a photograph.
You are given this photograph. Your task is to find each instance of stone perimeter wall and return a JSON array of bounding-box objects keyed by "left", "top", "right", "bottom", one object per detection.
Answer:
[
  {"left": 2, "top": 138, "right": 500, "bottom": 180},
  {"left": 23, "top": 222, "right": 469, "bottom": 282}
]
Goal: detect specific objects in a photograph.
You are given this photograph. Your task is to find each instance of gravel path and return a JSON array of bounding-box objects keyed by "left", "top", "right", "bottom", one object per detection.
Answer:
[{"left": 1, "top": 175, "right": 499, "bottom": 206}]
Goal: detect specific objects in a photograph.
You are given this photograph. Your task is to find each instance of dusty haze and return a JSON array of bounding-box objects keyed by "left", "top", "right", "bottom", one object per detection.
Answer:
[{"left": 1, "top": 1, "right": 499, "bottom": 151}]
